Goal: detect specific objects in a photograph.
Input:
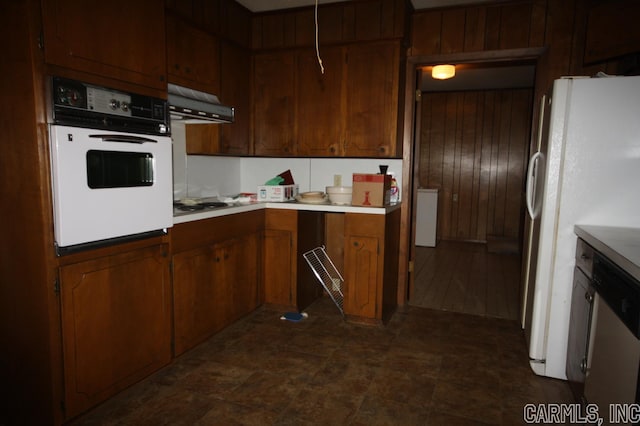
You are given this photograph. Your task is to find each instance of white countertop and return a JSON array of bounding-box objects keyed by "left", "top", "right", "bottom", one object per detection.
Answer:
[
  {"left": 574, "top": 225, "right": 640, "bottom": 282},
  {"left": 173, "top": 201, "right": 402, "bottom": 225}
]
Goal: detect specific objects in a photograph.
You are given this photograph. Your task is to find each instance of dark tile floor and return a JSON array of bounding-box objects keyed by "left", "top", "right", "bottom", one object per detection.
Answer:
[{"left": 70, "top": 297, "right": 574, "bottom": 425}]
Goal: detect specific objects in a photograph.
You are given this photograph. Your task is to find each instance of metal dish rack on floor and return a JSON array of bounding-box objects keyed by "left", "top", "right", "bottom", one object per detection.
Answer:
[{"left": 303, "top": 246, "right": 344, "bottom": 315}]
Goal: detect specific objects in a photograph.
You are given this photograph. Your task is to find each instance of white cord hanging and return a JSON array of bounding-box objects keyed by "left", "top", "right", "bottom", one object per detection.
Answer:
[{"left": 315, "top": 0, "right": 325, "bottom": 74}]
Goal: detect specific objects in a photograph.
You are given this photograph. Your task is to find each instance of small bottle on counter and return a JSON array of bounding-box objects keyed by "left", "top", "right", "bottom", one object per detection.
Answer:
[{"left": 390, "top": 173, "right": 399, "bottom": 203}]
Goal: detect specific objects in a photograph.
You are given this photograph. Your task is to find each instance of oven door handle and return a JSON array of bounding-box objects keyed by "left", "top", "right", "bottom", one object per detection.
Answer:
[{"left": 89, "top": 134, "right": 157, "bottom": 144}]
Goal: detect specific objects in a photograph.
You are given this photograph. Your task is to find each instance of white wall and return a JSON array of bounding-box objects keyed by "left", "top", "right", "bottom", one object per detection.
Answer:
[{"left": 177, "top": 155, "right": 403, "bottom": 200}]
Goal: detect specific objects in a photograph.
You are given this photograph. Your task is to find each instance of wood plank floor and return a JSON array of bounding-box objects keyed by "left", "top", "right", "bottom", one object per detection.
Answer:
[{"left": 410, "top": 240, "right": 521, "bottom": 321}]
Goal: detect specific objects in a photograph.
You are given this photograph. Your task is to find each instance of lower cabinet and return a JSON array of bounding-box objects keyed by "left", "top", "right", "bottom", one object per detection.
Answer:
[
  {"left": 262, "top": 209, "right": 325, "bottom": 312},
  {"left": 343, "top": 209, "right": 400, "bottom": 323},
  {"left": 263, "top": 209, "right": 298, "bottom": 310},
  {"left": 566, "top": 238, "right": 595, "bottom": 402},
  {"left": 171, "top": 212, "right": 263, "bottom": 356},
  {"left": 59, "top": 244, "right": 172, "bottom": 419}
]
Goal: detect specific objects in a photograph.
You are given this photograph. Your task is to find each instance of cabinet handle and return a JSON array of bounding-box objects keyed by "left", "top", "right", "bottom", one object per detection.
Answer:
[
  {"left": 580, "top": 357, "right": 587, "bottom": 373},
  {"left": 215, "top": 256, "right": 221, "bottom": 262},
  {"left": 581, "top": 253, "right": 590, "bottom": 260},
  {"left": 585, "top": 292, "right": 594, "bottom": 303},
  {"left": 353, "top": 241, "right": 359, "bottom": 247}
]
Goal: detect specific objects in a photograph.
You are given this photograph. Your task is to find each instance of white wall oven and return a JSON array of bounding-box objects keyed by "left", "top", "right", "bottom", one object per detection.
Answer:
[{"left": 48, "top": 77, "right": 173, "bottom": 254}]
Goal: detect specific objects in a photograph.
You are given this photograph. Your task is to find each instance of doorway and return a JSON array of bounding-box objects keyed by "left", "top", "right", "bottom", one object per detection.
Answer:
[{"left": 407, "top": 58, "right": 537, "bottom": 320}]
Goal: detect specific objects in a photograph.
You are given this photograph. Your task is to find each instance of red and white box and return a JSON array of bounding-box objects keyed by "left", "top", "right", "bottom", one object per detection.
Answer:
[
  {"left": 257, "top": 184, "right": 299, "bottom": 202},
  {"left": 352, "top": 173, "right": 391, "bottom": 206}
]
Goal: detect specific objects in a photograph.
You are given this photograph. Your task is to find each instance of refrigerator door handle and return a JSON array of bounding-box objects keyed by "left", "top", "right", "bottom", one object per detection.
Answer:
[{"left": 526, "top": 151, "right": 543, "bottom": 219}]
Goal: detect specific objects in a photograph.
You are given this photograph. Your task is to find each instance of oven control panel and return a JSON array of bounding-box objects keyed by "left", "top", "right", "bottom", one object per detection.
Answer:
[{"left": 50, "top": 77, "right": 169, "bottom": 135}]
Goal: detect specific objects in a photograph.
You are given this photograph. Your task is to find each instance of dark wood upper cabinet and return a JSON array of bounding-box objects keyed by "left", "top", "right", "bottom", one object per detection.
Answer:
[
  {"left": 344, "top": 41, "right": 400, "bottom": 157},
  {"left": 41, "top": 0, "right": 167, "bottom": 91},
  {"left": 296, "top": 46, "right": 345, "bottom": 157},
  {"left": 252, "top": 51, "right": 296, "bottom": 156},
  {"left": 220, "top": 41, "right": 251, "bottom": 155},
  {"left": 166, "top": 14, "right": 220, "bottom": 95}
]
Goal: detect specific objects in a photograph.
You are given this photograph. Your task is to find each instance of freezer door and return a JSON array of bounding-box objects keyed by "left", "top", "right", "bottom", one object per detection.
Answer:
[{"left": 520, "top": 94, "right": 551, "bottom": 330}]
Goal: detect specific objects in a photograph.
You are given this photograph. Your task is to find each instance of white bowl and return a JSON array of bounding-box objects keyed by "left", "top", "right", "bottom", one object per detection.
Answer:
[{"left": 326, "top": 186, "right": 352, "bottom": 205}]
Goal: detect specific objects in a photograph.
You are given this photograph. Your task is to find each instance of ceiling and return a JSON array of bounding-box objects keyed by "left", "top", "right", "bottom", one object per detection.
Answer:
[{"left": 234, "top": 0, "right": 495, "bottom": 13}]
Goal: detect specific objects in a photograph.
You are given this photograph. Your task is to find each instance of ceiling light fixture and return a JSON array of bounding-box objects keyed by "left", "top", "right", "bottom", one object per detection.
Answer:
[{"left": 432, "top": 64, "right": 456, "bottom": 80}]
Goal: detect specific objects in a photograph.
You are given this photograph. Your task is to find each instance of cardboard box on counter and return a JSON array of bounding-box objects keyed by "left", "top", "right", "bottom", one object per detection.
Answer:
[
  {"left": 352, "top": 173, "right": 391, "bottom": 206},
  {"left": 257, "top": 184, "right": 299, "bottom": 202}
]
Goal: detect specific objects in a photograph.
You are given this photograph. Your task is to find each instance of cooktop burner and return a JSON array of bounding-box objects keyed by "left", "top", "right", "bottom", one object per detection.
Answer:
[
  {"left": 200, "top": 201, "right": 228, "bottom": 208},
  {"left": 174, "top": 200, "right": 229, "bottom": 212}
]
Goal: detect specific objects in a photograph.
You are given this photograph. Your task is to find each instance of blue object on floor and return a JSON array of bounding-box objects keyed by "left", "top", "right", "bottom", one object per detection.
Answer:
[{"left": 280, "top": 312, "right": 308, "bottom": 322}]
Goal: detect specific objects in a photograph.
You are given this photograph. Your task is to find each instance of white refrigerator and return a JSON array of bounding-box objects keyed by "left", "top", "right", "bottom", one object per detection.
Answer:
[{"left": 521, "top": 75, "right": 640, "bottom": 379}]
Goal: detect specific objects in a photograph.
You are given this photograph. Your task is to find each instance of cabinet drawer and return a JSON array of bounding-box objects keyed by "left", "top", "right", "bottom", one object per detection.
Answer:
[{"left": 575, "top": 238, "right": 595, "bottom": 278}]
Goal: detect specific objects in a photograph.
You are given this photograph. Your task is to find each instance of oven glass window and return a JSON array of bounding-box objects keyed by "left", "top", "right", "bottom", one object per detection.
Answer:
[{"left": 86, "top": 150, "right": 154, "bottom": 188}]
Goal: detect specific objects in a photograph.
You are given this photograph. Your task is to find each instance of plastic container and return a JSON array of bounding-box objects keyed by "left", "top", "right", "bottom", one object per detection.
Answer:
[{"left": 325, "top": 186, "right": 352, "bottom": 205}]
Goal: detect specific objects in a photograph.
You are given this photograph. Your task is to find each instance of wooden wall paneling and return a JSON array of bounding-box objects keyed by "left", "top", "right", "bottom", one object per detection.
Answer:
[
  {"left": 342, "top": 4, "right": 356, "bottom": 41},
  {"left": 295, "top": 9, "right": 314, "bottom": 46},
  {"left": 469, "top": 92, "right": 485, "bottom": 239},
  {"left": 499, "top": 3, "right": 533, "bottom": 50},
  {"left": 165, "top": 0, "right": 194, "bottom": 19},
  {"left": 192, "top": 0, "right": 221, "bottom": 32},
  {"left": 260, "top": 14, "right": 285, "bottom": 48},
  {"left": 354, "top": 0, "right": 383, "bottom": 41},
  {"left": 457, "top": 92, "right": 478, "bottom": 239},
  {"left": 252, "top": 16, "right": 263, "bottom": 48},
  {"left": 380, "top": 0, "right": 396, "bottom": 38},
  {"left": 283, "top": 11, "right": 297, "bottom": 47},
  {"left": 484, "top": 5, "right": 502, "bottom": 51},
  {"left": 410, "top": 11, "right": 441, "bottom": 56},
  {"left": 504, "top": 90, "right": 531, "bottom": 238},
  {"left": 529, "top": 0, "right": 547, "bottom": 48},
  {"left": 319, "top": 4, "right": 346, "bottom": 44},
  {"left": 1, "top": 2, "right": 62, "bottom": 423},
  {"left": 494, "top": 91, "right": 513, "bottom": 237},
  {"left": 220, "top": 0, "right": 252, "bottom": 47},
  {"left": 441, "top": 9, "right": 466, "bottom": 53},
  {"left": 441, "top": 93, "right": 457, "bottom": 240},
  {"left": 420, "top": 89, "right": 531, "bottom": 242},
  {"left": 477, "top": 92, "right": 494, "bottom": 241},
  {"left": 584, "top": 0, "right": 640, "bottom": 64},
  {"left": 463, "top": 7, "right": 487, "bottom": 52}
]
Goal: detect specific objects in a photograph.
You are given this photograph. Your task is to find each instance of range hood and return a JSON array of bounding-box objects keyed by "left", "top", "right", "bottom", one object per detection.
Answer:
[{"left": 167, "top": 83, "right": 235, "bottom": 124}]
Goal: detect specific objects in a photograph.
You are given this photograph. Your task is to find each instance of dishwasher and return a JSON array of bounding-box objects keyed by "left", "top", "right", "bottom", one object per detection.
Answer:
[{"left": 584, "top": 252, "right": 640, "bottom": 424}]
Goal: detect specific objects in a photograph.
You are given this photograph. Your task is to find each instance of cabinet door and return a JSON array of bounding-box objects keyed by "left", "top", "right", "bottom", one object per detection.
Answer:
[
  {"left": 59, "top": 244, "right": 171, "bottom": 418},
  {"left": 253, "top": 52, "right": 296, "bottom": 156},
  {"left": 344, "top": 41, "right": 400, "bottom": 157},
  {"left": 173, "top": 245, "right": 225, "bottom": 356},
  {"left": 166, "top": 14, "right": 220, "bottom": 94},
  {"left": 220, "top": 42, "right": 251, "bottom": 155},
  {"left": 42, "top": 0, "right": 166, "bottom": 91},
  {"left": 296, "top": 47, "right": 345, "bottom": 156},
  {"left": 185, "top": 124, "right": 221, "bottom": 155},
  {"left": 344, "top": 235, "right": 380, "bottom": 319},
  {"left": 226, "top": 234, "right": 261, "bottom": 321},
  {"left": 263, "top": 210, "right": 298, "bottom": 309},
  {"left": 566, "top": 266, "right": 594, "bottom": 400},
  {"left": 263, "top": 229, "right": 295, "bottom": 307}
]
